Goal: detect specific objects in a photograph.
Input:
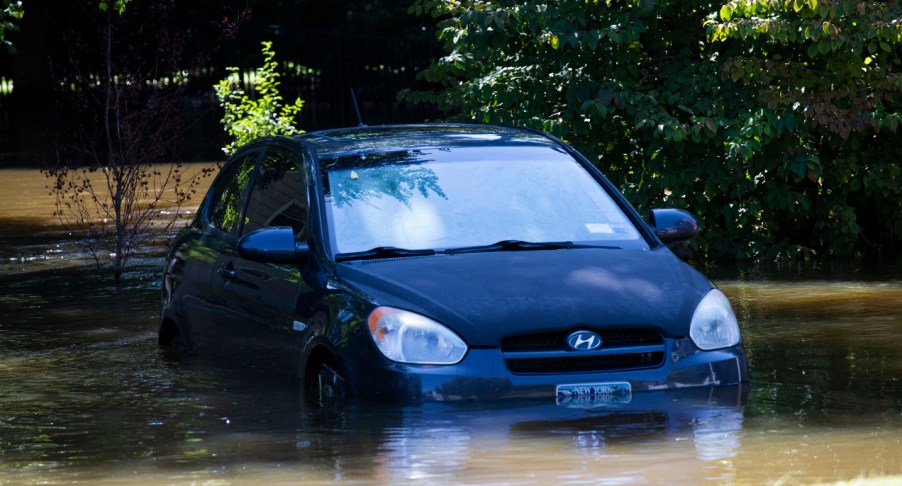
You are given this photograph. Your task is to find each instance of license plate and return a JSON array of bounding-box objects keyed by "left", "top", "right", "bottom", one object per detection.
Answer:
[{"left": 555, "top": 382, "right": 632, "bottom": 406}]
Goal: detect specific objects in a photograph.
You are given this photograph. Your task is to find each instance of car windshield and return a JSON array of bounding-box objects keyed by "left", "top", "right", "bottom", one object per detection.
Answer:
[{"left": 322, "top": 145, "right": 643, "bottom": 255}]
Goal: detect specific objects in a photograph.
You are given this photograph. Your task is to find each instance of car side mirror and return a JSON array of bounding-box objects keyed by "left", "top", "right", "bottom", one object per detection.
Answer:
[
  {"left": 237, "top": 226, "right": 310, "bottom": 263},
  {"left": 649, "top": 208, "right": 699, "bottom": 244}
]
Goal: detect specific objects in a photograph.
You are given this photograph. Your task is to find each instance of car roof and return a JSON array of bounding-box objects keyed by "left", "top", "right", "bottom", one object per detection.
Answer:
[{"left": 293, "top": 124, "right": 559, "bottom": 159}]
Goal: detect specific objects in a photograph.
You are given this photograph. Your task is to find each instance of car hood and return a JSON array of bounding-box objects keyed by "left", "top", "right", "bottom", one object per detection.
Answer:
[{"left": 334, "top": 248, "right": 712, "bottom": 346}]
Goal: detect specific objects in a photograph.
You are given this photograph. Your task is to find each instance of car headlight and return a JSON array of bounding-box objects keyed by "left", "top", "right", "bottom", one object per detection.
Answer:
[
  {"left": 689, "top": 289, "right": 741, "bottom": 351},
  {"left": 367, "top": 306, "right": 468, "bottom": 365}
]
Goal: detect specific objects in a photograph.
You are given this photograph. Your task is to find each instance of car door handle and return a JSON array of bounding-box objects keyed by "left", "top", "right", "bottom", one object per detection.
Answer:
[{"left": 218, "top": 266, "right": 237, "bottom": 280}]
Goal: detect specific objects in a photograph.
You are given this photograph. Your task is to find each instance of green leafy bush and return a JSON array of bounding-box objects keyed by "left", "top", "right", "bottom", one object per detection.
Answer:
[
  {"left": 406, "top": 0, "right": 901, "bottom": 260},
  {"left": 215, "top": 41, "right": 304, "bottom": 156},
  {"left": 1, "top": 0, "right": 25, "bottom": 53}
]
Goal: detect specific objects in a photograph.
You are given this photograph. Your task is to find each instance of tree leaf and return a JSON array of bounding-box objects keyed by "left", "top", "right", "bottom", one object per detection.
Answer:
[
  {"left": 720, "top": 5, "right": 732, "bottom": 21},
  {"left": 807, "top": 42, "right": 819, "bottom": 58}
]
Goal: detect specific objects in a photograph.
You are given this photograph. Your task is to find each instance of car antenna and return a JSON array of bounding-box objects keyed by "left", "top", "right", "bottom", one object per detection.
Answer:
[{"left": 350, "top": 89, "right": 366, "bottom": 127}]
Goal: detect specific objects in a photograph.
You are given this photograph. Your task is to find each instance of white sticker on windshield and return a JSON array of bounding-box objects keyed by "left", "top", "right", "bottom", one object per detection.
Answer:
[{"left": 585, "top": 223, "right": 614, "bottom": 234}]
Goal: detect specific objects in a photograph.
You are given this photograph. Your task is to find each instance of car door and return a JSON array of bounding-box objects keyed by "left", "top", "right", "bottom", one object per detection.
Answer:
[
  {"left": 209, "top": 144, "right": 315, "bottom": 375},
  {"left": 181, "top": 149, "right": 261, "bottom": 354}
]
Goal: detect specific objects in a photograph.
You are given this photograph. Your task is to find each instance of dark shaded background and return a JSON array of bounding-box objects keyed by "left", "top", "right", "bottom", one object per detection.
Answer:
[{"left": 0, "top": 0, "right": 444, "bottom": 164}]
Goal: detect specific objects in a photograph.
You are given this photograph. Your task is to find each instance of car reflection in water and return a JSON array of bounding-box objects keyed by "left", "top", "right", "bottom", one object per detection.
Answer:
[{"left": 304, "top": 385, "right": 747, "bottom": 483}]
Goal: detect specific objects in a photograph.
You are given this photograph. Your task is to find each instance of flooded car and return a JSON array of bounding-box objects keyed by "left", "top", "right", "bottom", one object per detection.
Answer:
[{"left": 158, "top": 124, "right": 748, "bottom": 402}]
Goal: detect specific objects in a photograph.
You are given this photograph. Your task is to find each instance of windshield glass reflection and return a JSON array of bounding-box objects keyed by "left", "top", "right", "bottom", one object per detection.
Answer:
[{"left": 323, "top": 146, "right": 642, "bottom": 254}]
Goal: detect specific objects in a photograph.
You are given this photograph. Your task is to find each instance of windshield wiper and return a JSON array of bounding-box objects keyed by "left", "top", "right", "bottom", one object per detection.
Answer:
[
  {"left": 443, "top": 240, "right": 619, "bottom": 255},
  {"left": 335, "top": 246, "right": 437, "bottom": 262},
  {"left": 336, "top": 240, "right": 619, "bottom": 261}
]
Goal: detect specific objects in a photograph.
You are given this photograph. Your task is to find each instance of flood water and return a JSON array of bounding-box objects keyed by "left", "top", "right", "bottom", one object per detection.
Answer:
[{"left": 1, "top": 167, "right": 901, "bottom": 484}]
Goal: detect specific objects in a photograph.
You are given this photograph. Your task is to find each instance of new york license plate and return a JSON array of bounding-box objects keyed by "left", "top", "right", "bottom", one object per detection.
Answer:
[{"left": 555, "top": 382, "right": 632, "bottom": 407}]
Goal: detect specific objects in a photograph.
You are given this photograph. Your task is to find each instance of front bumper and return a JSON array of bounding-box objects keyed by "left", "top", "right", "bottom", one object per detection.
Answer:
[{"left": 353, "top": 337, "right": 748, "bottom": 401}]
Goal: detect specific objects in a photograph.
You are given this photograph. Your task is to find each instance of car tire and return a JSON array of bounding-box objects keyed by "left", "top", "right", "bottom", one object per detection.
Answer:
[
  {"left": 170, "top": 335, "right": 189, "bottom": 353},
  {"left": 305, "top": 359, "right": 348, "bottom": 406},
  {"left": 160, "top": 333, "right": 190, "bottom": 362}
]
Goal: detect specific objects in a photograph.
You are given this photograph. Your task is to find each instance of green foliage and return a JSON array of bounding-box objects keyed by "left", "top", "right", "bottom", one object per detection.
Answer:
[
  {"left": 1, "top": 0, "right": 23, "bottom": 53},
  {"left": 406, "top": 0, "right": 902, "bottom": 260},
  {"left": 215, "top": 41, "right": 305, "bottom": 156},
  {"left": 98, "top": 0, "right": 131, "bottom": 15},
  {"left": 705, "top": 0, "right": 902, "bottom": 257}
]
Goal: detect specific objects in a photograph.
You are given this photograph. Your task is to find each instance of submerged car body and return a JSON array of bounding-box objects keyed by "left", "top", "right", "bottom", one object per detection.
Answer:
[{"left": 159, "top": 124, "right": 748, "bottom": 402}]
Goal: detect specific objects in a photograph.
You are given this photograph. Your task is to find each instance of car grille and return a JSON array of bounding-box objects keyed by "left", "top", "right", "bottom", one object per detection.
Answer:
[{"left": 501, "top": 328, "right": 666, "bottom": 374}]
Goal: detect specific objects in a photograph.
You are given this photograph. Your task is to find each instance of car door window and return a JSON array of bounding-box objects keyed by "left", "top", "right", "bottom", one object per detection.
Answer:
[
  {"left": 210, "top": 151, "right": 259, "bottom": 234},
  {"left": 242, "top": 148, "right": 308, "bottom": 239}
]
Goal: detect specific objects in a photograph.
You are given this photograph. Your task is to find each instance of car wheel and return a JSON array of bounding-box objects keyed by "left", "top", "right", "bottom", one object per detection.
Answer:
[
  {"left": 305, "top": 359, "right": 348, "bottom": 406},
  {"left": 169, "top": 335, "right": 189, "bottom": 353},
  {"left": 159, "top": 335, "right": 190, "bottom": 363},
  {"left": 159, "top": 319, "right": 191, "bottom": 361}
]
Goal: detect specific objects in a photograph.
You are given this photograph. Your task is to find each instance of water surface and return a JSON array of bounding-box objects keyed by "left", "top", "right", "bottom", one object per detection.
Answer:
[{"left": 1, "top": 168, "right": 900, "bottom": 484}]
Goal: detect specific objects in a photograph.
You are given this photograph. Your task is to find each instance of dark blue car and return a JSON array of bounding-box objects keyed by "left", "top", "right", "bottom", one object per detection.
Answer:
[{"left": 159, "top": 124, "right": 748, "bottom": 403}]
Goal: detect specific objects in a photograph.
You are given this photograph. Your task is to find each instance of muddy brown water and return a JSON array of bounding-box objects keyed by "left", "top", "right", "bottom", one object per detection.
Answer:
[{"left": 1, "top": 168, "right": 901, "bottom": 484}]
